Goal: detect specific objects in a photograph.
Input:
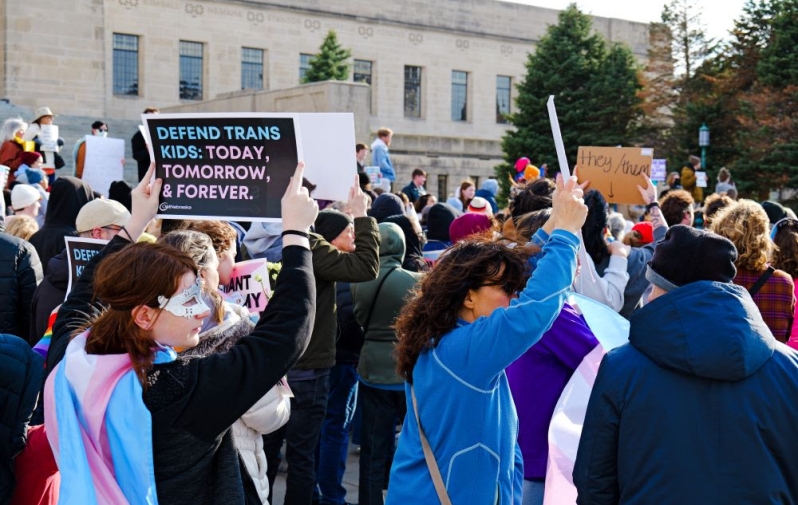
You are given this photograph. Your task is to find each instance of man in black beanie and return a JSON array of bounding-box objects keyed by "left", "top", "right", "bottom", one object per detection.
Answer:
[
  {"left": 575, "top": 225, "right": 798, "bottom": 504},
  {"left": 264, "top": 177, "right": 379, "bottom": 505}
]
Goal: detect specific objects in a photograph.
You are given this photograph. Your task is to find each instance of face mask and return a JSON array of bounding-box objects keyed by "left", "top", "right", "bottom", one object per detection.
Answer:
[
  {"left": 157, "top": 278, "right": 210, "bottom": 318},
  {"left": 94, "top": 130, "right": 108, "bottom": 137}
]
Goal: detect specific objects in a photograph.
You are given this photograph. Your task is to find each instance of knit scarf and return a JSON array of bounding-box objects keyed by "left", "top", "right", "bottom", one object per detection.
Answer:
[{"left": 44, "top": 331, "right": 176, "bottom": 504}]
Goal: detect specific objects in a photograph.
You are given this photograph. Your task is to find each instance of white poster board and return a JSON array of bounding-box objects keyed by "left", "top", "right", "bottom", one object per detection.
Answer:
[
  {"left": 696, "top": 171, "right": 708, "bottom": 188},
  {"left": 81, "top": 136, "right": 125, "bottom": 197},
  {"left": 651, "top": 159, "right": 667, "bottom": 182}
]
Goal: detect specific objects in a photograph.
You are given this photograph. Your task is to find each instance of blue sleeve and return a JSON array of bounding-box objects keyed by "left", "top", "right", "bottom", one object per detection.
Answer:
[
  {"left": 573, "top": 354, "right": 621, "bottom": 505},
  {"left": 527, "top": 228, "right": 551, "bottom": 271},
  {"left": 513, "top": 443, "right": 524, "bottom": 505},
  {"left": 435, "top": 230, "right": 579, "bottom": 387},
  {"left": 373, "top": 145, "right": 396, "bottom": 182}
]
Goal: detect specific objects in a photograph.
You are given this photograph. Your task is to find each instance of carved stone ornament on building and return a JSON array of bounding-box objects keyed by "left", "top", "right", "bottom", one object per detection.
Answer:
[
  {"left": 118, "top": 0, "right": 139, "bottom": 7},
  {"left": 500, "top": 44, "right": 513, "bottom": 56},
  {"left": 357, "top": 25, "right": 374, "bottom": 39},
  {"left": 185, "top": 3, "right": 204, "bottom": 17},
  {"left": 247, "top": 11, "right": 265, "bottom": 24},
  {"left": 408, "top": 32, "right": 423, "bottom": 45},
  {"left": 304, "top": 19, "right": 321, "bottom": 32},
  {"left": 455, "top": 38, "right": 470, "bottom": 50}
]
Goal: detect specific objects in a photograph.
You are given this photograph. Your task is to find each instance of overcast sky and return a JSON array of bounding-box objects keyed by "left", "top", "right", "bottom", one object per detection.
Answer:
[{"left": 504, "top": 0, "right": 747, "bottom": 42}]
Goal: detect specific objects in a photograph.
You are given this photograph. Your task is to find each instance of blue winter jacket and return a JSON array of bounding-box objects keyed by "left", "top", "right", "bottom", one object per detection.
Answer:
[
  {"left": 574, "top": 281, "right": 798, "bottom": 504},
  {"left": 387, "top": 230, "right": 579, "bottom": 505}
]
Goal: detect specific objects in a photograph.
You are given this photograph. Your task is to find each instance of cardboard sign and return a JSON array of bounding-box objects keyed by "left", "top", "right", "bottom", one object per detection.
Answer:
[
  {"left": 576, "top": 147, "right": 653, "bottom": 205},
  {"left": 82, "top": 136, "right": 125, "bottom": 197},
  {"left": 651, "top": 159, "right": 666, "bottom": 182},
  {"left": 218, "top": 259, "right": 271, "bottom": 314},
  {"left": 143, "top": 112, "right": 356, "bottom": 222},
  {"left": 64, "top": 237, "right": 108, "bottom": 299}
]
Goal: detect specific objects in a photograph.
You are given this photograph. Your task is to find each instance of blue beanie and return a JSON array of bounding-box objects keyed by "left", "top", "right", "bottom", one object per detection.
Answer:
[
  {"left": 480, "top": 179, "right": 499, "bottom": 197},
  {"left": 25, "top": 168, "right": 43, "bottom": 185}
]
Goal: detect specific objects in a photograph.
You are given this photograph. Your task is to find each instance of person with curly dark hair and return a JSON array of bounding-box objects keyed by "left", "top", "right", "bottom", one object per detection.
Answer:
[
  {"left": 386, "top": 175, "right": 587, "bottom": 505},
  {"left": 702, "top": 193, "right": 735, "bottom": 229}
]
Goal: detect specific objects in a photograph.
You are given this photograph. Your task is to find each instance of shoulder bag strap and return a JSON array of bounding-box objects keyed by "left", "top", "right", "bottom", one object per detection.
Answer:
[
  {"left": 361, "top": 267, "right": 398, "bottom": 334},
  {"left": 411, "top": 385, "right": 453, "bottom": 505},
  {"left": 748, "top": 266, "right": 775, "bottom": 297}
]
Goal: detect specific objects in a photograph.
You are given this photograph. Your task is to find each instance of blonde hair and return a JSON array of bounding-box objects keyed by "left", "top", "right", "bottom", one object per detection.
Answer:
[
  {"left": 4, "top": 214, "right": 39, "bottom": 241},
  {"left": 710, "top": 199, "right": 772, "bottom": 271},
  {"left": 377, "top": 127, "right": 393, "bottom": 138}
]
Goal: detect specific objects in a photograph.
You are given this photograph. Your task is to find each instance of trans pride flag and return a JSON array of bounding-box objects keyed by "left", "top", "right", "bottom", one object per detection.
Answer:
[
  {"left": 543, "top": 293, "right": 630, "bottom": 505},
  {"left": 44, "top": 332, "right": 174, "bottom": 505}
]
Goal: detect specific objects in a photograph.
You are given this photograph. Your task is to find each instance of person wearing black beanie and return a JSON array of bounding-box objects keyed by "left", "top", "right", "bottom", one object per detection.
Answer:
[
  {"left": 368, "top": 193, "right": 404, "bottom": 223},
  {"left": 575, "top": 224, "right": 798, "bottom": 504},
  {"left": 421, "top": 202, "right": 460, "bottom": 264},
  {"left": 314, "top": 209, "right": 353, "bottom": 246}
]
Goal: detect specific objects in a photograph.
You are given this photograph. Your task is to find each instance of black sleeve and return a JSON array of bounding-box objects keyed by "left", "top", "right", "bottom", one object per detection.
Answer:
[
  {"left": 45, "top": 235, "right": 130, "bottom": 377},
  {"left": 131, "top": 131, "right": 150, "bottom": 163},
  {"left": 17, "top": 242, "right": 43, "bottom": 345},
  {"left": 178, "top": 245, "right": 315, "bottom": 441}
]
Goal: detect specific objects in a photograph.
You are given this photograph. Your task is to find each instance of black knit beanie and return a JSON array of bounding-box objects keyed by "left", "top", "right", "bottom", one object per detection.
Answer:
[
  {"left": 314, "top": 209, "right": 353, "bottom": 243},
  {"left": 646, "top": 225, "right": 737, "bottom": 291}
]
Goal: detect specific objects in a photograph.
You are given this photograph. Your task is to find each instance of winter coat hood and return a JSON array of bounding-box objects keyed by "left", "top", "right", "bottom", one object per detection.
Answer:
[
  {"left": 377, "top": 222, "right": 405, "bottom": 265},
  {"left": 630, "top": 280, "right": 775, "bottom": 381},
  {"left": 426, "top": 203, "right": 459, "bottom": 242},
  {"left": 368, "top": 193, "right": 404, "bottom": 223}
]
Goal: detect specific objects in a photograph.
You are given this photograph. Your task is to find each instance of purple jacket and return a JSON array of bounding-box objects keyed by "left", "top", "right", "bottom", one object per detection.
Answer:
[{"left": 506, "top": 302, "right": 598, "bottom": 479}]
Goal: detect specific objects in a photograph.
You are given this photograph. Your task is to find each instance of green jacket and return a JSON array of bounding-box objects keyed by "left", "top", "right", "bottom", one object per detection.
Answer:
[
  {"left": 352, "top": 222, "right": 422, "bottom": 384},
  {"left": 294, "top": 216, "right": 380, "bottom": 370}
]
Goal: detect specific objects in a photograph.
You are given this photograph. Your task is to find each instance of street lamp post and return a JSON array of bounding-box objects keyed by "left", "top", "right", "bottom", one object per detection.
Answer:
[{"left": 699, "top": 123, "right": 710, "bottom": 169}]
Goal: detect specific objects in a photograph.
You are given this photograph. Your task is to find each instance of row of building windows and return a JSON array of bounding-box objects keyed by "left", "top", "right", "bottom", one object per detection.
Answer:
[{"left": 112, "top": 34, "right": 512, "bottom": 123}]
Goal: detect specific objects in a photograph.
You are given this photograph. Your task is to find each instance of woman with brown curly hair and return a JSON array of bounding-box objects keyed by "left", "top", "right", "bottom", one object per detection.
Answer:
[
  {"left": 771, "top": 217, "right": 798, "bottom": 349},
  {"left": 711, "top": 200, "right": 796, "bottom": 341},
  {"left": 386, "top": 175, "right": 587, "bottom": 505}
]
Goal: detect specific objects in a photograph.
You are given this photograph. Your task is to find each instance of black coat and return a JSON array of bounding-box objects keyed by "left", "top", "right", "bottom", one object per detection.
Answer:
[
  {"left": 0, "top": 334, "right": 44, "bottom": 503},
  {"left": 30, "top": 250, "right": 69, "bottom": 345},
  {"left": 0, "top": 228, "right": 43, "bottom": 344},
  {"left": 335, "top": 282, "right": 364, "bottom": 364},
  {"left": 28, "top": 176, "right": 94, "bottom": 273},
  {"left": 131, "top": 130, "right": 151, "bottom": 182}
]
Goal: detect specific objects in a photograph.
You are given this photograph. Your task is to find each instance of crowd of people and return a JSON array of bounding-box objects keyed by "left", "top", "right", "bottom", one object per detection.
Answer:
[{"left": 2, "top": 112, "right": 798, "bottom": 505}]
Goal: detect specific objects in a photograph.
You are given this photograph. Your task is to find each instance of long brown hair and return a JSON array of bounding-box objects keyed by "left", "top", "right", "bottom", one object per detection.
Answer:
[
  {"left": 85, "top": 242, "right": 197, "bottom": 385},
  {"left": 394, "top": 236, "right": 536, "bottom": 384},
  {"left": 773, "top": 219, "right": 798, "bottom": 278}
]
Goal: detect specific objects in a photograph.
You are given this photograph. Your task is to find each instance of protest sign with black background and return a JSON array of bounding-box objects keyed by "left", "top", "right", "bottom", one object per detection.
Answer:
[
  {"left": 143, "top": 114, "right": 301, "bottom": 221},
  {"left": 65, "top": 237, "right": 108, "bottom": 298}
]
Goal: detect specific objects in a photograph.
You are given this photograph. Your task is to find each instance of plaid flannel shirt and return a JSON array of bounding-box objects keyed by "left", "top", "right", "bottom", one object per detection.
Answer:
[{"left": 734, "top": 267, "right": 796, "bottom": 342}]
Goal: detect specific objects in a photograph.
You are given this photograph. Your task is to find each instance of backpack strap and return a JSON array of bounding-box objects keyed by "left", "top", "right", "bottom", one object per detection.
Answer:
[
  {"left": 748, "top": 266, "right": 775, "bottom": 297},
  {"left": 361, "top": 267, "right": 398, "bottom": 334}
]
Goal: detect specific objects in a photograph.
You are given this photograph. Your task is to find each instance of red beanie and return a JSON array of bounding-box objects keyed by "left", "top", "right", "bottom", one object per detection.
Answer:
[
  {"left": 18, "top": 151, "right": 42, "bottom": 167},
  {"left": 449, "top": 214, "right": 492, "bottom": 244},
  {"left": 631, "top": 222, "right": 654, "bottom": 244}
]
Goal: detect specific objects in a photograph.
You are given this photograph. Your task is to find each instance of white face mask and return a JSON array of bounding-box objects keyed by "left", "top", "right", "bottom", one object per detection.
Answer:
[{"left": 157, "top": 278, "right": 210, "bottom": 318}]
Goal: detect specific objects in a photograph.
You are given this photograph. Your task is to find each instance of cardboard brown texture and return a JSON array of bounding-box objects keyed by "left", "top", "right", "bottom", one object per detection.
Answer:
[{"left": 576, "top": 146, "right": 653, "bottom": 205}]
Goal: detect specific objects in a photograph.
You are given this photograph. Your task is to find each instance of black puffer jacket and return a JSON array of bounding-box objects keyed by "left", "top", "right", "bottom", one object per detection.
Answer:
[
  {"left": 0, "top": 227, "right": 43, "bottom": 344},
  {"left": 335, "top": 282, "right": 365, "bottom": 364},
  {"left": 0, "top": 333, "right": 44, "bottom": 503}
]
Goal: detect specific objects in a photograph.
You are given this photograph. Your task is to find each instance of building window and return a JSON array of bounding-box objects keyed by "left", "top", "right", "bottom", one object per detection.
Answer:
[
  {"left": 451, "top": 71, "right": 468, "bottom": 121},
  {"left": 404, "top": 66, "right": 422, "bottom": 118},
  {"left": 437, "top": 174, "right": 448, "bottom": 202},
  {"left": 241, "top": 47, "right": 264, "bottom": 90},
  {"left": 496, "top": 75, "right": 512, "bottom": 124},
  {"left": 353, "top": 59, "right": 372, "bottom": 85},
  {"left": 299, "top": 53, "right": 313, "bottom": 82},
  {"left": 112, "top": 33, "right": 139, "bottom": 96},
  {"left": 179, "top": 40, "right": 203, "bottom": 100},
  {"left": 471, "top": 176, "right": 481, "bottom": 188}
]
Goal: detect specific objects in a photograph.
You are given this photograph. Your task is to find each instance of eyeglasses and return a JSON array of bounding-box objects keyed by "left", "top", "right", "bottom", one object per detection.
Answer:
[
  {"left": 102, "top": 225, "right": 123, "bottom": 232},
  {"left": 479, "top": 280, "right": 518, "bottom": 295}
]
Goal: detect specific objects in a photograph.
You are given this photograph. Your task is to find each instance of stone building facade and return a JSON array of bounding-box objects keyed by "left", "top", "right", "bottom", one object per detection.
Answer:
[{"left": 0, "top": 0, "right": 649, "bottom": 195}]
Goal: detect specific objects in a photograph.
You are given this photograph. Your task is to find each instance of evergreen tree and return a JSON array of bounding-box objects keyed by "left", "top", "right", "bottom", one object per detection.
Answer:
[
  {"left": 496, "top": 4, "right": 642, "bottom": 203},
  {"left": 661, "top": 0, "right": 714, "bottom": 78},
  {"left": 303, "top": 30, "right": 351, "bottom": 83}
]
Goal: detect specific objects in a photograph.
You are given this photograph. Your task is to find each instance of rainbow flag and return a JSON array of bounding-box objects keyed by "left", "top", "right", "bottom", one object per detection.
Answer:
[{"left": 32, "top": 306, "right": 60, "bottom": 360}]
